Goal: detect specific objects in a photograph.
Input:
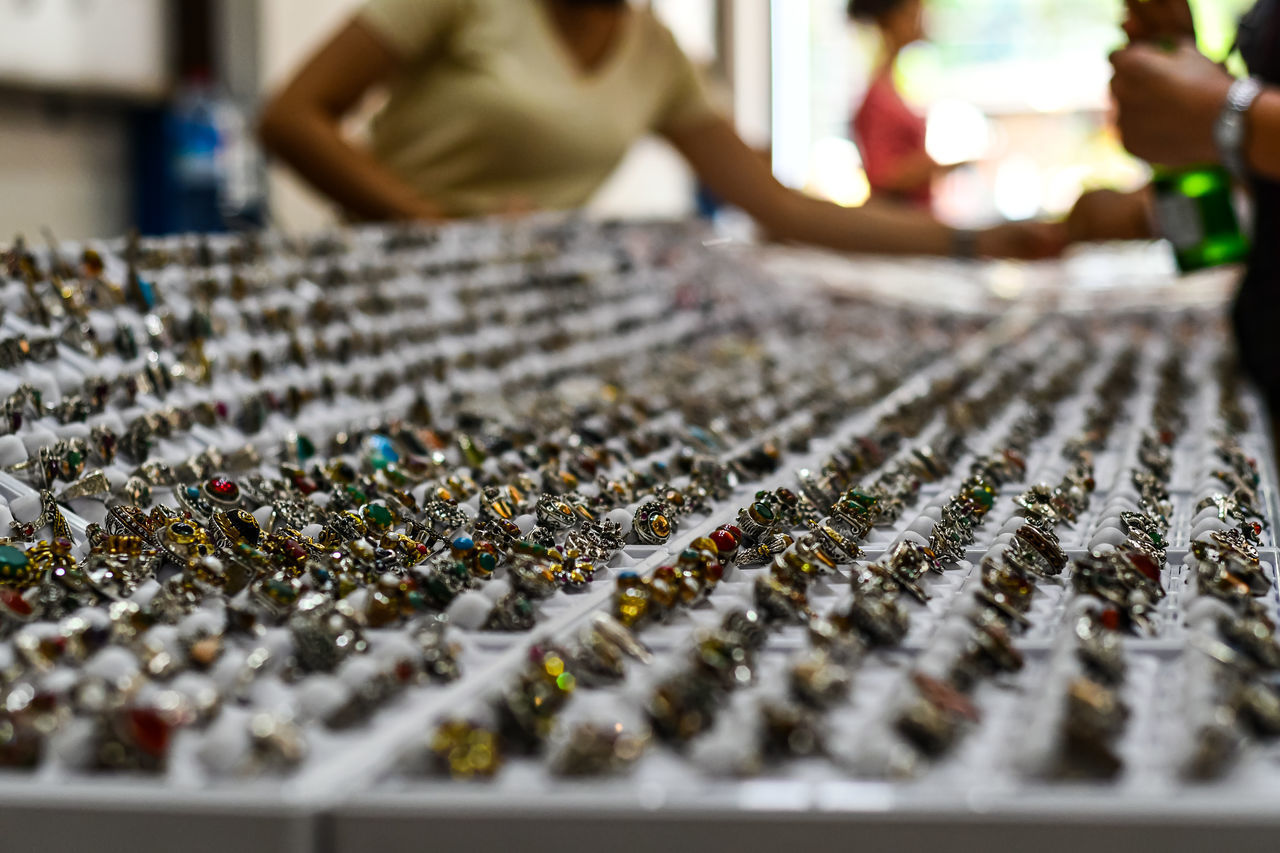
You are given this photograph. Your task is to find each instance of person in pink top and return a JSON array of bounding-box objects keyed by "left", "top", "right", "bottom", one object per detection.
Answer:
[{"left": 849, "top": 0, "right": 951, "bottom": 209}]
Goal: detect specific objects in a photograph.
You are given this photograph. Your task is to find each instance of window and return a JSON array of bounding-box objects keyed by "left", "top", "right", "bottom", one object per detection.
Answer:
[{"left": 772, "top": 0, "right": 1256, "bottom": 223}]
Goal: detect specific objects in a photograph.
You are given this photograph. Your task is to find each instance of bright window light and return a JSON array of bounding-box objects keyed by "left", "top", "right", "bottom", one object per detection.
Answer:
[
  {"left": 805, "top": 137, "right": 870, "bottom": 208},
  {"left": 994, "top": 155, "right": 1042, "bottom": 221},
  {"left": 925, "top": 100, "right": 990, "bottom": 167}
]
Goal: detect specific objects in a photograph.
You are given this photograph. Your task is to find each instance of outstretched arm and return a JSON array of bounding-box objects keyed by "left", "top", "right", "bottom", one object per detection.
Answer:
[
  {"left": 258, "top": 19, "right": 444, "bottom": 221},
  {"left": 664, "top": 116, "right": 1064, "bottom": 259},
  {"left": 869, "top": 148, "right": 949, "bottom": 195}
]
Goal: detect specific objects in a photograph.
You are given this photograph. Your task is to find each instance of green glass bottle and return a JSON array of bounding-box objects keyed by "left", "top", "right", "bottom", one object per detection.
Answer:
[{"left": 1151, "top": 165, "right": 1250, "bottom": 273}]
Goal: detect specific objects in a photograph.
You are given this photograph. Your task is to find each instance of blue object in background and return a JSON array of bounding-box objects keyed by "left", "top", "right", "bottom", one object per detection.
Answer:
[
  {"left": 169, "top": 81, "right": 226, "bottom": 234},
  {"left": 130, "top": 76, "right": 265, "bottom": 236}
]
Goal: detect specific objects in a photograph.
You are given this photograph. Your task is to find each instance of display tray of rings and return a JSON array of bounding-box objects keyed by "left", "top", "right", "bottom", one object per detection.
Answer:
[{"left": 0, "top": 219, "right": 1276, "bottom": 853}]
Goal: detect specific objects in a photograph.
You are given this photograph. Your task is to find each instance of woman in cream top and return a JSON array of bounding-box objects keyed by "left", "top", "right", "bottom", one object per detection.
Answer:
[{"left": 260, "top": 0, "right": 1062, "bottom": 258}]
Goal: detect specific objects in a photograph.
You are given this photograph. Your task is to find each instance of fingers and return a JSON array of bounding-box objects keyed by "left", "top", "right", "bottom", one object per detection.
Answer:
[
  {"left": 1029, "top": 223, "right": 1068, "bottom": 259},
  {"left": 977, "top": 222, "right": 1067, "bottom": 261},
  {"left": 1006, "top": 223, "right": 1067, "bottom": 261},
  {"left": 1157, "top": 0, "right": 1195, "bottom": 38},
  {"left": 1066, "top": 190, "right": 1115, "bottom": 243},
  {"left": 1123, "top": 0, "right": 1159, "bottom": 39},
  {"left": 1109, "top": 47, "right": 1134, "bottom": 102},
  {"left": 1124, "top": 0, "right": 1195, "bottom": 42},
  {"left": 1122, "top": 15, "right": 1143, "bottom": 43},
  {"left": 1110, "top": 41, "right": 1161, "bottom": 69},
  {"left": 1109, "top": 43, "right": 1160, "bottom": 102},
  {"left": 1112, "top": 109, "right": 1158, "bottom": 163},
  {"left": 496, "top": 195, "right": 537, "bottom": 218},
  {"left": 1109, "top": 42, "right": 1157, "bottom": 71},
  {"left": 1065, "top": 190, "right": 1153, "bottom": 244}
]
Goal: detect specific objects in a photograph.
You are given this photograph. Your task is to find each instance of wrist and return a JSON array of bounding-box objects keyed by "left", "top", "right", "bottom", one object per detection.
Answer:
[
  {"left": 396, "top": 198, "right": 447, "bottom": 222},
  {"left": 1216, "top": 76, "right": 1264, "bottom": 179},
  {"left": 1132, "top": 187, "right": 1158, "bottom": 240},
  {"left": 971, "top": 228, "right": 998, "bottom": 259},
  {"left": 1196, "top": 74, "right": 1235, "bottom": 163},
  {"left": 950, "top": 227, "right": 979, "bottom": 259}
]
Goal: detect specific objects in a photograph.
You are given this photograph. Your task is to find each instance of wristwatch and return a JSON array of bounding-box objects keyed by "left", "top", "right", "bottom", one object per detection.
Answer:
[
  {"left": 949, "top": 228, "right": 978, "bottom": 260},
  {"left": 1215, "top": 76, "right": 1263, "bottom": 181}
]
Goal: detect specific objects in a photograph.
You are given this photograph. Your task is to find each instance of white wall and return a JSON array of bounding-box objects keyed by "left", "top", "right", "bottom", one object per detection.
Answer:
[
  {"left": 0, "top": 0, "right": 167, "bottom": 99},
  {"left": 0, "top": 0, "right": 165, "bottom": 242},
  {"left": 0, "top": 98, "right": 131, "bottom": 241},
  {"left": 731, "top": 0, "right": 772, "bottom": 147},
  {"left": 587, "top": 139, "right": 697, "bottom": 220}
]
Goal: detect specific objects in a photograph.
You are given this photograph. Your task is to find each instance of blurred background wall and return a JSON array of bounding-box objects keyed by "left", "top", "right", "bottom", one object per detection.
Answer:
[
  {"left": 0, "top": 0, "right": 166, "bottom": 240},
  {"left": 0, "top": 0, "right": 1258, "bottom": 240},
  {"left": 0, "top": 96, "right": 131, "bottom": 240}
]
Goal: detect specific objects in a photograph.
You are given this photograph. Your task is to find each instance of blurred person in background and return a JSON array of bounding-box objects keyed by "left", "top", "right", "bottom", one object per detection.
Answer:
[
  {"left": 1100, "top": 0, "right": 1280, "bottom": 418},
  {"left": 847, "top": 0, "right": 957, "bottom": 210},
  {"left": 258, "top": 0, "right": 1064, "bottom": 259}
]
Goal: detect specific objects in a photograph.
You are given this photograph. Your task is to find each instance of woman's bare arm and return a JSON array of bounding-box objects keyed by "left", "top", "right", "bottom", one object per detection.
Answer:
[
  {"left": 258, "top": 19, "right": 444, "bottom": 221},
  {"left": 665, "top": 116, "right": 1064, "bottom": 259},
  {"left": 873, "top": 148, "right": 944, "bottom": 194}
]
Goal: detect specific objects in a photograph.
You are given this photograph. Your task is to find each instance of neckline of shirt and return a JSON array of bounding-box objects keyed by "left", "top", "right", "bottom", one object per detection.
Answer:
[{"left": 529, "top": 0, "right": 641, "bottom": 88}]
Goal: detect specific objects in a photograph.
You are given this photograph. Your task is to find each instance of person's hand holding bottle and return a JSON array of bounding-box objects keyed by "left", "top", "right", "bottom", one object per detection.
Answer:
[{"left": 1109, "top": 0, "right": 1235, "bottom": 166}]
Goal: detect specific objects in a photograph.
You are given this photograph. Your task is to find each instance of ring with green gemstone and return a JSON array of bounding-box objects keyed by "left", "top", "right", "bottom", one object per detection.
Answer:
[{"left": 0, "top": 543, "right": 33, "bottom": 587}]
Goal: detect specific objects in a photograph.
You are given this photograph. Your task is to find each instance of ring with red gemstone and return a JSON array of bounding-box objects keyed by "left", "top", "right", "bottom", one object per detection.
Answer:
[
  {"left": 9, "top": 492, "right": 57, "bottom": 542},
  {"left": 201, "top": 476, "right": 244, "bottom": 509}
]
